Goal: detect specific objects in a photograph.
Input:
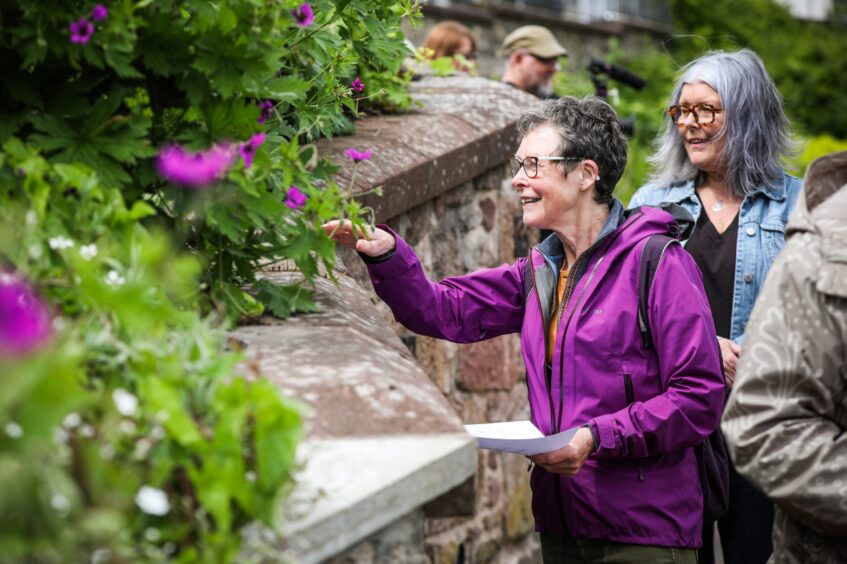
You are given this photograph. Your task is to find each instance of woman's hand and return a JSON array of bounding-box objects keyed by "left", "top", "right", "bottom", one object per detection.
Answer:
[
  {"left": 718, "top": 337, "right": 741, "bottom": 388},
  {"left": 321, "top": 220, "right": 396, "bottom": 257},
  {"left": 529, "top": 427, "right": 595, "bottom": 476}
]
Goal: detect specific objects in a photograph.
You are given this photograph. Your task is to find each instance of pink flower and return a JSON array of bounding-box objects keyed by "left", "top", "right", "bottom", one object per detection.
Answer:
[
  {"left": 344, "top": 148, "right": 373, "bottom": 162},
  {"left": 156, "top": 144, "right": 235, "bottom": 188},
  {"left": 257, "top": 100, "right": 274, "bottom": 124},
  {"left": 351, "top": 77, "right": 364, "bottom": 93},
  {"left": 285, "top": 186, "right": 307, "bottom": 209},
  {"left": 292, "top": 2, "right": 314, "bottom": 27},
  {"left": 69, "top": 18, "right": 95, "bottom": 44},
  {"left": 0, "top": 273, "right": 52, "bottom": 357},
  {"left": 91, "top": 4, "right": 108, "bottom": 21},
  {"left": 240, "top": 133, "right": 267, "bottom": 169}
]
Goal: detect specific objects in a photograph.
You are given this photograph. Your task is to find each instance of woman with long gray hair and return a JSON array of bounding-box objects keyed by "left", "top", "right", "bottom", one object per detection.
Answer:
[{"left": 629, "top": 48, "right": 803, "bottom": 564}]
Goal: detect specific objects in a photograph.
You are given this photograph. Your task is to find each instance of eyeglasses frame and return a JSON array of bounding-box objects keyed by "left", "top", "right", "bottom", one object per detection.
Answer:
[
  {"left": 509, "top": 155, "right": 585, "bottom": 179},
  {"left": 667, "top": 104, "right": 724, "bottom": 126}
]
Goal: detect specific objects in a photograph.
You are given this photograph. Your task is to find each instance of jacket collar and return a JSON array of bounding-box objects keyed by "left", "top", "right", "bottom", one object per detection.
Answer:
[
  {"left": 535, "top": 198, "right": 626, "bottom": 266},
  {"left": 663, "top": 173, "right": 792, "bottom": 204}
]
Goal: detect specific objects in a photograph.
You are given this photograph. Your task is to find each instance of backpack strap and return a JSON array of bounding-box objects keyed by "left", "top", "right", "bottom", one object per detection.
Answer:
[{"left": 637, "top": 234, "right": 679, "bottom": 349}]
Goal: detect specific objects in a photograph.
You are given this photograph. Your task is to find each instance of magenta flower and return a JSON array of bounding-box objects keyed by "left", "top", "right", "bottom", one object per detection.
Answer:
[
  {"left": 351, "top": 77, "right": 364, "bottom": 93},
  {"left": 257, "top": 100, "right": 274, "bottom": 124},
  {"left": 156, "top": 144, "right": 235, "bottom": 188},
  {"left": 91, "top": 4, "right": 108, "bottom": 21},
  {"left": 285, "top": 185, "right": 307, "bottom": 209},
  {"left": 344, "top": 148, "right": 373, "bottom": 162},
  {"left": 69, "top": 18, "right": 95, "bottom": 44},
  {"left": 240, "top": 133, "right": 266, "bottom": 169},
  {"left": 292, "top": 2, "right": 314, "bottom": 27},
  {"left": 0, "top": 273, "right": 52, "bottom": 357}
]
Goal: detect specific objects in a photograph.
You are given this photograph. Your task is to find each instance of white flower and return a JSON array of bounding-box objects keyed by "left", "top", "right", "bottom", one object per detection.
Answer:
[
  {"left": 51, "top": 493, "right": 70, "bottom": 511},
  {"left": 4, "top": 422, "right": 23, "bottom": 439},
  {"left": 52, "top": 317, "right": 66, "bottom": 332},
  {"left": 119, "top": 420, "right": 137, "bottom": 435},
  {"left": 135, "top": 486, "right": 170, "bottom": 516},
  {"left": 79, "top": 244, "right": 98, "bottom": 260},
  {"left": 53, "top": 427, "right": 69, "bottom": 444},
  {"left": 28, "top": 243, "right": 44, "bottom": 259},
  {"left": 26, "top": 211, "right": 37, "bottom": 226},
  {"left": 79, "top": 424, "right": 95, "bottom": 438},
  {"left": 91, "top": 549, "right": 112, "bottom": 564},
  {"left": 99, "top": 444, "right": 115, "bottom": 460},
  {"left": 150, "top": 425, "right": 166, "bottom": 440},
  {"left": 48, "top": 236, "right": 74, "bottom": 250},
  {"left": 144, "top": 527, "right": 162, "bottom": 542},
  {"left": 63, "top": 412, "right": 82, "bottom": 429},
  {"left": 105, "top": 270, "right": 126, "bottom": 287},
  {"left": 245, "top": 471, "right": 257, "bottom": 483},
  {"left": 112, "top": 388, "right": 138, "bottom": 416}
]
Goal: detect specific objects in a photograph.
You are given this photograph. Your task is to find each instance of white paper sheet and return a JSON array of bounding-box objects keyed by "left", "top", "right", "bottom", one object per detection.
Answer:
[{"left": 463, "top": 420, "right": 579, "bottom": 456}]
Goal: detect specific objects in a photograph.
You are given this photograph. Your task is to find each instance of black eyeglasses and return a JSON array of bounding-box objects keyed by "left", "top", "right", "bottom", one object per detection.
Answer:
[
  {"left": 509, "top": 155, "right": 584, "bottom": 178},
  {"left": 667, "top": 104, "right": 723, "bottom": 125}
]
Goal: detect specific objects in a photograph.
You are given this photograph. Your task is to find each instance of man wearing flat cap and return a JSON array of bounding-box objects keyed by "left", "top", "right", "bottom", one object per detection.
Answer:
[{"left": 499, "top": 25, "right": 568, "bottom": 99}]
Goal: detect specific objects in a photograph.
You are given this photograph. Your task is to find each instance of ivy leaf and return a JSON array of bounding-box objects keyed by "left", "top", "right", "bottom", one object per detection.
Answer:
[{"left": 254, "top": 279, "right": 321, "bottom": 318}]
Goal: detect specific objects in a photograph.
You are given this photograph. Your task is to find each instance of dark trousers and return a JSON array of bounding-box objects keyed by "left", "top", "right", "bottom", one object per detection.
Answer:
[
  {"left": 540, "top": 533, "right": 697, "bottom": 564},
  {"left": 699, "top": 465, "right": 774, "bottom": 564}
]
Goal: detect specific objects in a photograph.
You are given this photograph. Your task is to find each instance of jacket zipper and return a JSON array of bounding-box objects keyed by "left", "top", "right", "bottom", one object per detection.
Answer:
[
  {"left": 623, "top": 373, "right": 645, "bottom": 482},
  {"left": 528, "top": 250, "right": 558, "bottom": 432}
]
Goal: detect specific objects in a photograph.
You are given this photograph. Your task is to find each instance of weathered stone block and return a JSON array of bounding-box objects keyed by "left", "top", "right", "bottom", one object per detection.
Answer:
[{"left": 457, "top": 335, "right": 520, "bottom": 391}]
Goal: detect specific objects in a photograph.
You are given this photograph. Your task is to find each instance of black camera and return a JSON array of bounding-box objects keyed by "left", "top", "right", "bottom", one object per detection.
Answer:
[{"left": 587, "top": 58, "right": 647, "bottom": 137}]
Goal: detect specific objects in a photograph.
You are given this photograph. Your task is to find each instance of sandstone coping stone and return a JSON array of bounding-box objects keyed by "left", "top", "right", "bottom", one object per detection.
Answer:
[
  {"left": 318, "top": 75, "right": 538, "bottom": 223},
  {"left": 234, "top": 265, "right": 476, "bottom": 562}
]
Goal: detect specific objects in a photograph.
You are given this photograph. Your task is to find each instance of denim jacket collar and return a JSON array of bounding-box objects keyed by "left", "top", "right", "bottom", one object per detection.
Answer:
[{"left": 662, "top": 173, "right": 791, "bottom": 205}]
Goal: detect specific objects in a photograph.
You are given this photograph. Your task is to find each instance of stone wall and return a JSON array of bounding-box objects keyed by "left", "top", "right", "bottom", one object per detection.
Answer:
[
  {"left": 323, "top": 75, "right": 543, "bottom": 563},
  {"left": 239, "top": 74, "right": 545, "bottom": 563}
]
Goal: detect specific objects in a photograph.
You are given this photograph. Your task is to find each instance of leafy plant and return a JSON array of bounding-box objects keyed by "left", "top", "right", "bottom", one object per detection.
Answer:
[{"left": 0, "top": 0, "right": 420, "bottom": 560}]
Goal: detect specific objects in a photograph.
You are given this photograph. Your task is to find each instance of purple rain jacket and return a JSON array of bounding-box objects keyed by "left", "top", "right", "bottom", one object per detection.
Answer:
[{"left": 364, "top": 200, "right": 724, "bottom": 548}]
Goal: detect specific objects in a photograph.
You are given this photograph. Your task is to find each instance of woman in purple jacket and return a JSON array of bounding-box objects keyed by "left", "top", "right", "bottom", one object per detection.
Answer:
[{"left": 324, "top": 96, "right": 724, "bottom": 563}]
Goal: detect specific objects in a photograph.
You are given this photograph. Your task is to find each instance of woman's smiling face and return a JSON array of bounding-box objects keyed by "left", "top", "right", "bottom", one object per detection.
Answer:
[
  {"left": 511, "top": 125, "right": 582, "bottom": 232},
  {"left": 677, "top": 81, "right": 726, "bottom": 176}
]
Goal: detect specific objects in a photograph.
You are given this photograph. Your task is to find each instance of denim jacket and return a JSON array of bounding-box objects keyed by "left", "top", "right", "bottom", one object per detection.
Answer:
[{"left": 628, "top": 171, "right": 802, "bottom": 344}]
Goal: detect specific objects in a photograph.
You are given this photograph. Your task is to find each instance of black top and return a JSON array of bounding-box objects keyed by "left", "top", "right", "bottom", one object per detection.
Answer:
[{"left": 685, "top": 204, "right": 739, "bottom": 339}]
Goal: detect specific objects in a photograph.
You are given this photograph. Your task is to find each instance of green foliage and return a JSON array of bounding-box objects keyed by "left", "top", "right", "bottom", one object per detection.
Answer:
[
  {"left": 0, "top": 142, "right": 303, "bottom": 560},
  {"left": 668, "top": 0, "right": 847, "bottom": 138},
  {"left": 1, "top": 0, "right": 418, "bottom": 322},
  {"left": 785, "top": 134, "right": 847, "bottom": 178},
  {"left": 0, "top": 0, "right": 419, "bottom": 560}
]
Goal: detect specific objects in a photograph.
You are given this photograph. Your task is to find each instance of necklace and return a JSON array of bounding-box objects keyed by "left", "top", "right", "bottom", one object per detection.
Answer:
[{"left": 712, "top": 199, "right": 724, "bottom": 212}]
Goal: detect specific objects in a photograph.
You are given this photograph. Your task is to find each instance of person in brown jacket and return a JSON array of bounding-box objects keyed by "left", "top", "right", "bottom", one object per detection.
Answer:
[{"left": 722, "top": 150, "right": 847, "bottom": 564}]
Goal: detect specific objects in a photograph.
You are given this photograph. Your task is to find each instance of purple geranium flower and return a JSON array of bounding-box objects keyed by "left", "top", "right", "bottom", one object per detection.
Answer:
[
  {"left": 351, "top": 77, "right": 364, "bottom": 93},
  {"left": 344, "top": 148, "right": 373, "bottom": 162},
  {"left": 92, "top": 4, "right": 108, "bottom": 21},
  {"left": 69, "top": 18, "right": 95, "bottom": 44},
  {"left": 0, "top": 273, "right": 53, "bottom": 357},
  {"left": 285, "top": 185, "right": 307, "bottom": 209},
  {"left": 156, "top": 144, "right": 235, "bottom": 188},
  {"left": 240, "top": 133, "right": 267, "bottom": 169},
  {"left": 257, "top": 100, "right": 274, "bottom": 124},
  {"left": 292, "top": 2, "right": 314, "bottom": 27}
]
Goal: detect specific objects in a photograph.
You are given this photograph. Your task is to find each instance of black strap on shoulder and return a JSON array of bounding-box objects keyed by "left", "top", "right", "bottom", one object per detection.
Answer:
[{"left": 637, "top": 234, "right": 679, "bottom": 349}]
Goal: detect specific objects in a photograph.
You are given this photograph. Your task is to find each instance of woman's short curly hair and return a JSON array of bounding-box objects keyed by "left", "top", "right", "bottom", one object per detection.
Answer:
[{"left": 516, "top": 96, "right": 628, "bottom": 205}]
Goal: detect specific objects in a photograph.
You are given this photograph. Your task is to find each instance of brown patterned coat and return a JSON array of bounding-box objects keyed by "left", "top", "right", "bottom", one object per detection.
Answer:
[{"left": 722, "top": 151, "right": 847, "bottom": 563}]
